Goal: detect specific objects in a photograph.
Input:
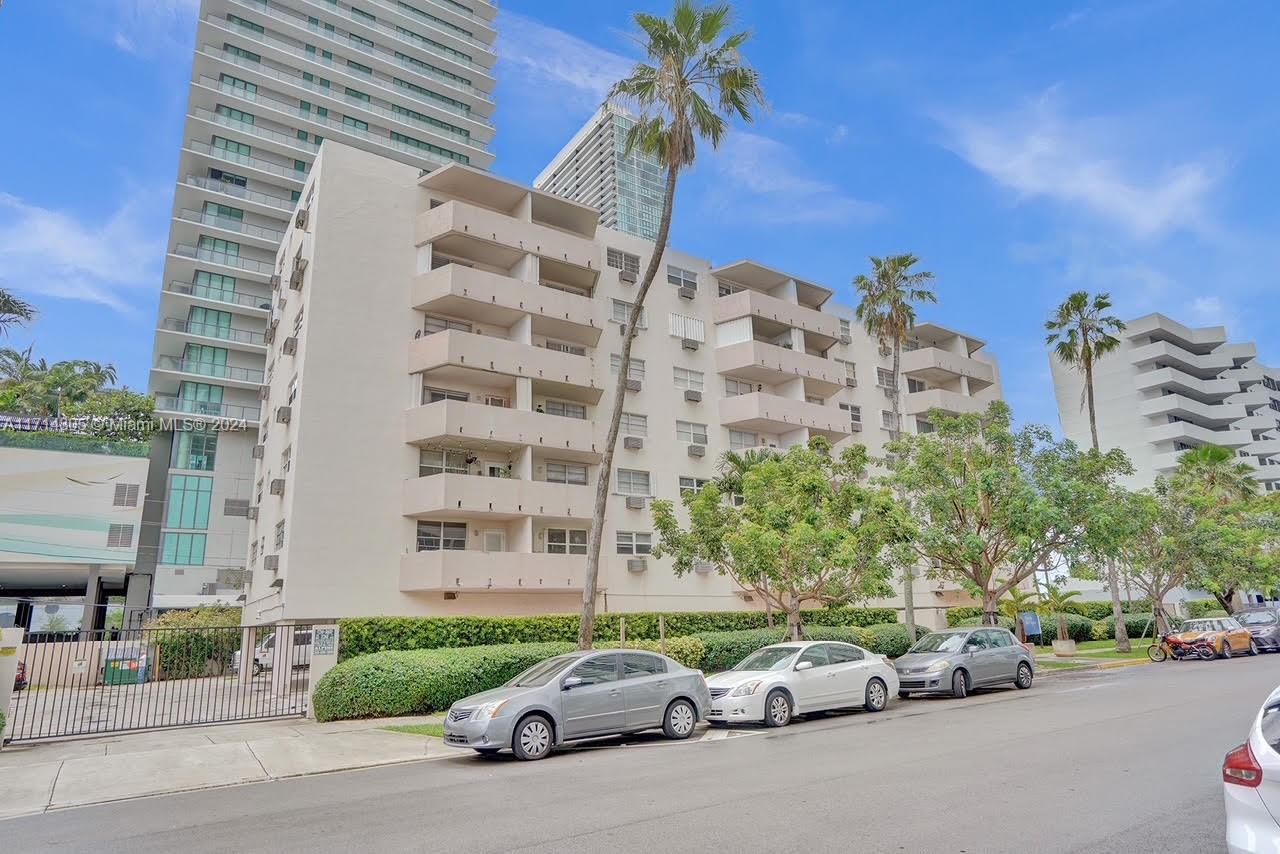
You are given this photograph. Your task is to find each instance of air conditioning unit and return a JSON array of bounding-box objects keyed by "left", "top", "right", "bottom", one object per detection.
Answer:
[
  {"left": 263, "top": 326, "right": 276, "bottom": 344},
  {"left": 251, "top": 444, "right": 265, "bottom": 459},
  {"left": 850, "top": 422, "right": 863, "bottom": 432},
  {"left": 282, "top": 336, "right": 298, "bottom": 355},
  {"left": 678, "top": 286, "right": 696, "bottom": 300},
  {"left": 627, "top": 559, "right": 647, "bottom": 573},
  {"left": 269, "top": 478, "right": 286, "bottom": 495},
  {"left": 624, "top": 379, "right": 642, "bottom": 392},
  {"left": 694, "top": 560, "right": 714, "bottom": 574},
  {"left": 294, "top": 257, "right": 309, "bottom": 273},
  {"left": 625, "top": 496, "right": 645, "bottom": 510},
  {"left": 276, "top": 406, "right": 292, "bottom": 424},
  {"left": 845, "top": 377, "right": 857, "bottom": 388},
  {"left": 684, "top": 389, "right": 702, "bottom": 403},
  {"left": 839, "top": 334, "right": 852, "bottom": 345},
  {"left": 269, "top": 577, "right": 284, "bottom": 590},
  {"left": 258, "top": 386, "right": 270, "bottom": 401},
  {"left": 246, "top": 506, "right": 259, "bottom": 521},
  {"left": 681, "top": 338, "right": 699, "bottom": 351},
  {"left": 623, "top": 436, "right": 643, "bottom": 450},
  {"left": 263, "top": 554, "right": 280, "bottom": 571},
  {"left": 269, "top": 274, "right": 281, "bottom": 289},
  {"left": 277, "top": 297, "right": 288, "bottom": 312},
  {"left": 295, "top": 209, "right": 309, "bottom": 229},
  {"left": 687, "top": 444, "right": 705, "bottom": 458},
  {"left": 618, "top": 270, "right": 637, "bottom": 284}
]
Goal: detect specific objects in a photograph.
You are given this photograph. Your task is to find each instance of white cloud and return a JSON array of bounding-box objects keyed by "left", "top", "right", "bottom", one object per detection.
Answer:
[
  {"left": 78, "top": 0, "right": 197, "bottom": 58},
  {"left": 1189, "top": 296, "right": 1236, "bottom": 328},
  {"left": 937, "top": 90, "right": 1220, "bottom": 239},
  {"left": 496, "top": 10, "right": 635, "bottom": 108},
  {"left": 0, "top": 191, "right": 166, "bottom": 313}
]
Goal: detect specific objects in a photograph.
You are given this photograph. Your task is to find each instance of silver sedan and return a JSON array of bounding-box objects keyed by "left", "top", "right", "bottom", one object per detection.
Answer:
[{"left": 442, "top": 649, "right": 712, "bottom": 760}]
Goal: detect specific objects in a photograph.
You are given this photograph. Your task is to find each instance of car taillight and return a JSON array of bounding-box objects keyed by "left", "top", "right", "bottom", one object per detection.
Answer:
[{"left": 1223, "top": 742, "right": 1263, "bottom": 788}]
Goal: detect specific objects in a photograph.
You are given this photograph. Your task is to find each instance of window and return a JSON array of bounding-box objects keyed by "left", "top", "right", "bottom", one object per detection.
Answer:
[
  {"left": 798, "top": 645, "right": 829, "bottom": 668},
  {"left": 391, "top": 103, "right": 469, "bottom": 138},
  {"left": 616, "top": 531, "right": 652, "bottom": 555},
  {"left": 916, "top": 419, "right": 935, "bottom": 434},
  {"left": 907, "top": 377, "right": 928, "bottom": 393},
  {"left": 107, "top": 524, "right": 134, "bottom": 549},
  {"left": 610, "top": 354, "right": 645, "bottom": 381},
  {"left": 546, "top": 461, "right": 588, "bottom": 485},
  {"left": 668, "top": 312, "right": 705, "bottom": 342},
  {"left": 679, "top": 476, "right": 710, "bottom": 495},
  {"left": 293, "top": 308, "right": 305, "bottom": 334},
  {"left": 250, "top": 541, "right": 258, "bottom": 564},
  {"left": 620, "top": 412, "right": 648, "bottom": 436},
  {"left": 718, "top": 280, "right": 744, "bottom": 297},
  {"left": 416, "top": 520, "right": 467, "bottom": 551},
  {"left": 676, "top": 421, "right": 708, "bottom": 444},
  {"left": 218, "top": 73, "right": 257, "bottom": 95},
  {"left": 876, "top": 368, "right": 897, "bottom": 390},
  {"left": 197, "top": 235, "right": 240, "bottom": 258},
  {"left": 166, "top": 475, "right": 213, "bottom": 529},
  {"left": 287, "top": 375, "right": 299, "bottom": 405},
  {"left": 347, "top": 60, "right": 374, "bottom": 75},
  {"left": 113, "top": 483, "right": 140, "bottom": 508},
  {"left": 667, "top": 265, "right": 697, "bottom": 290},
  {"left": 623, "top": 653, "right": 666, "bottom": 677},
  {"left": 394, "top": 77, "right": 472, "bottom": 115},
  {"left": 826, "top": 643, "right": 864, "bottom": 663},
  {"left": 225, "top": 13, "right": 264, "bottom": 33},
  {"left": 208, "top": 167, "right": 247, "bottom": 187},
  {"left": 224, "top": 44, "right": 261, "bottom": 63},
  {"left": 211, "top": 135, "right": 251, "bottom": 158},
  {"left": 839, "top": 319, "right": 851, "bottom": 338},
  {"left": 546, "top": 528, "right": 587, "bottom": 555},
  {"left": 839, "top": 402, "right": 862, "bottom": 426},
  {"left": 274, "top": 520, "right": 286, "bottom": 550},
  {"left": 616, "top": 469, "right": 651, "bottom": 496},
  {"left": 423, "top": 386, "right": 468, "bottom": 404},
  {"left": 544, "top": 339, "right": 586, "bottom": 356},
  {"left": 673, "top": 367, "right": 704, "bottom": 392},
  {"left": 389, "top": 130, "right": 468, "bottom": 164},
  {"left": 281, "top": 446, "right": 292, "bottom": 473},
  {"left": 725, "top": 377, "right": 754, "bottom": 397},
  {"left": 834, "top": 358, "right": 857, "bottom": 384},
  {"left": 544, "top": 399, "right": 586, "bottom": 419},
  {"left": 161, "top": 533, "right": 207, "bottom": 565},
  {"left": 729, "top": 430, "right": 758, "bottom": 450},
  {"left": 806, "top": 395, "right": 824, "bottom": 405},
  {"left": 214, "top": 104, "right": 254, "bottom": 125},
  {"left": 607, "top": 248, "right": 640, "bottom": 275},
  {"left": 343, "top": 116, "right": 369, "bottom": 132},
  {"left": 569, "top": 655, "right": 619, "bottom": 685},
  {"left": 203, "top": 201, "right": 243, "bottom": 222},
  {"left": 881, "top": 411, "right": 899, "bottom": 430},
  {"left": 611, "top": 299, "right": 646, "bottom": 327},
  {"left": 420, "top": 448, "right": 467, "bottom": 476}
]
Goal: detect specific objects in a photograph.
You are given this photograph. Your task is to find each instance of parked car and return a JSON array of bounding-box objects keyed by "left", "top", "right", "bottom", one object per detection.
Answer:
[
  {"left": 231, "top": 630, "right": 313, "bottom": 675},
  {"left": 1223, "top": 683, "right": 1280, "bottom": 852},
  {"left": 1234, "top": 608, "right": 1280, "bottom": 652},
  {"left": 1176, "top": 617, "right": 1257, "bottom": 658},
  {"left": 13, "top": 658, "right": 27, "bottom": 691},
  {"left": 442, "top": 649, "right": 711, "bottom": 761},
  {"left": 895, "top": 627, "right": 1034, "bottom": 698},
  {"left": 705, "top": 641, "right": 899, "bottom": 727}
]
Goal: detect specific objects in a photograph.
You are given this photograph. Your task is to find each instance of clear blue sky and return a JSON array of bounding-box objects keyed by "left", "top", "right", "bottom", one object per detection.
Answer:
[{"left": 1, "top": 0, "right": 1277, "bottom": 430}]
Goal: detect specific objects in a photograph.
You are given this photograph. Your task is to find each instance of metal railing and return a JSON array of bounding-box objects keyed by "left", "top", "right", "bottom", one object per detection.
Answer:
[
  {"left": 172, "top": 243, "right": 275, "bottom": 275},
  {"left": 154, "top": 394, "right": 263, "bottom": 420},
  {"left": 183, "top": 174, "right": 297, "bottom": 212},
  {"left": 160, "top": 316, "right": 268, "bottom": 346},
  {"left": 155, "top": 355, "right": 267, "bottom": 384},
  {"left": 174, "top": 208, "right": 287, "bottom": 243},
  {"left": 186, "top": 137, "right": 306, "bottom": 184},
  {"left": 190, "top": 105, "right": 319, "bottom": 153},
  {"left": 166, "top": 279, "right": 274, "bottom": 311}
]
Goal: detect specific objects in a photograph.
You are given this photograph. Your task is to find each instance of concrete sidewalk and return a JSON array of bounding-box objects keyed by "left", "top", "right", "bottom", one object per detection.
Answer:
[{"left": 0, "top": 714, "right": 445, "bottom": 820}]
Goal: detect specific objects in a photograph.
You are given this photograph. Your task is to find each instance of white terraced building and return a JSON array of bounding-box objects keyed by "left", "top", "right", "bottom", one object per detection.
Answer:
[
  {"left": 136, "top": 0, "right": 497, "bottom": 613},
  {"left": 239, "top": 142, "right": 1004, "bottom": 626},
  {"left": 1050, "top": 312, "right": 1280, "bottom": 492}
]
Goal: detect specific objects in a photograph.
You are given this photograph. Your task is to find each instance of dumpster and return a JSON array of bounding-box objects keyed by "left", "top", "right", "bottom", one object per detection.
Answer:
[{"left": 102, "top": 642, "right": 151, "bottom": 685}]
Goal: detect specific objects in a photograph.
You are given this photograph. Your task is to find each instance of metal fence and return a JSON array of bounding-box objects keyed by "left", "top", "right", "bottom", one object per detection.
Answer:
[{"left": 5, "top": 625, "right": 313, "bottom": 742}]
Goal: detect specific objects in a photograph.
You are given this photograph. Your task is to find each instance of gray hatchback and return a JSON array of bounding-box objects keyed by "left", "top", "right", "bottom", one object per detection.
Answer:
[
  {"left": 442, "top": 649, "right": 712, "bottom": 760},
  {"left": 894, "top": 627, "right": 1035, "bottom": 699}
]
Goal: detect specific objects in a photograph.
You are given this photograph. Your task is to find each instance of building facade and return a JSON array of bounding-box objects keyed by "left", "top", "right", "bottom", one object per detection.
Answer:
[
  {"left": 533, "top": 105, "right": 667, "bottom": 241},
  {"left": 241, "top": 143, "right": 1003, "bottom": 625},
  {"left": 1050, "top": 312, "right": 1280, "bottom": 491},
  {"left": 138, "top": 0, "right": 497, "bottom": 611}
]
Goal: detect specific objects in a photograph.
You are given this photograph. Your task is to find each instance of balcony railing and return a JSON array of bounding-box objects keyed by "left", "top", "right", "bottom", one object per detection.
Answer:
[
  {"left": 172, "top": 243, "right": 275, "bottom": 275},
  {"left": 155, "top": 355, "right": 266, "bottom": 384},
  {"left": 160, "top": 317, "right": 267, "bottom": 346},
  {"left": 186, "top": 138, "right": 306, "bottom": 184},
  {"left": 154, "top": 395, "right": 261, "bottom": 421},
  {"left": 174, "top": 209, "right": 287, "bottom": 243},
  {"left": 381, "top": 0, "right": 491, "bottom": 48},
  {"left": 183, "top": 175, "right": 297, "bottom": 212},
  {"left": 165, "top": 279, "right": 274, "bottom": 311},
  {"left": 190, "top": 105, "right": 318, "bottom": 154}
]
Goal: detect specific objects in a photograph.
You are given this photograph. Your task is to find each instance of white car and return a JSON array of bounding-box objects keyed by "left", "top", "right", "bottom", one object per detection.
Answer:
[
  {"left": 1224, "top": 683, "right": 1280, "bottom": 853},
  {"left": 231, "top": 630, "right": 312, "bottom": 676},
  {"left": 705, "top": 641, "right": 900, "bottom": 727}
]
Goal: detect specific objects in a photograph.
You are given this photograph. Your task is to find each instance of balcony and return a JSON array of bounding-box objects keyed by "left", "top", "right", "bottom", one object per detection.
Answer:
[
  {"left": 1133, "top": 367, "right": 1240, "bottom": 400},
  {"left": 1146, "top": 422, "right": 1252, "bottom": 448},
  {"left": 404, "top": 399, "right": 599, "bottom": 461},
  {"left": 412, "top": 264, "right": 601, "bottom": 345},
  {"left": 713, "top": 290, "right": 840, "bottom": 345},
  {"left": 154, "top": 395, "right": 261, "bottom": 423},
  {"left": 163, "top": 280, "right": 273, "bottom": 315},
  {"left": 153, "top": 355, "right": 265, "bottom": 389},
  {"left": 173, "top": 208, "right": 286, "bottom": 247},
  {"left": 1229, "top": 390, "right": 1274, "bottom": 410},
  {"left": 899, "top": 347, "right": 995, "bottom": 390},
  {"left": 399, "top": 550, "right": 584, "bottom": 593},
  {"left": 1126, "top": 314, "right": 1227, "bottom": 353},
  {"left": 1237, "top": 412, "right": 1280, "bottom": 432},
  {"left": 402, "top": 472, "right": 592, "bottom": 520},
  {"left": 408, "top": 329, "right": 602, "bottom": 401},
  {"left": 416, "top": 200, "right": 598, "bottom": 272},
  {"left": 182, "top": 175, "right": 296, "bottom": 214},
  {"left": 171, "top": 243, "right": 275, "bottom": 278},
  {"left": 184, "top": 138, "right": 305, "bottom": 187},
  {"left": 159, "top": 317, "right": 267, "bottom": 351},
  {"left": 189, "top": 106, "right": 317, "bottom": 157},
  {"left": 1129, "top": 340, "right": 1233, "bottom": 378},
  {"left": 903, "top": 388, "right": 987, "bottom": 416},
  {"left": 714, "top": 340, "right": 844, "bottom": 393},
  {"left": 1246, "top": 439, "right": 1280, "bottom": 458},
  {"left": 1139, "top": 394, "right": 1245, "bottom": 424},
  {"left": 719, "top": 393, "right": 851, "bottom": 440}
]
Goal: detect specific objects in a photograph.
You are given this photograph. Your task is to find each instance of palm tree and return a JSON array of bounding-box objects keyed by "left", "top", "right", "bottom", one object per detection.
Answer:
[
  {"left": 578, "top": 0, "right": 765, "bottom": 649},
  {"left": 714, "top": 447, "right": 776, "bottom": 496},
  {"left": 1038, "top": 584, "right": 1082, "bottom": 646},
  {"left": 1175, "top": 443, "right": 1259, "bottom": 503},
  {"left": 0, "top": 288, "right": 36, "bottom": 338},
  {"left": 853, "top": 253, "right": 936, "bottom": 639}
]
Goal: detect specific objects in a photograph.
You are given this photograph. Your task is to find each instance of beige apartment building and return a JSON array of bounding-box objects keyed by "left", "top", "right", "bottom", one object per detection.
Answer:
[{"left": 241, "top": 142, "right": 1003, "bottom": 626}]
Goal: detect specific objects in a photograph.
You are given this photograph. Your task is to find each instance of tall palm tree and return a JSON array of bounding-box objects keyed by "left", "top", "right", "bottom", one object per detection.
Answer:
[
  {"left": 853, "top": 253, "right": 936, "bottom": 639},
  {"left": 1044, "top": 290, "right": 1128, "bottom": 648},
  {"left": 0, "top": 288, "right": 36, "bottom": 338},
  {"left": 577, "top": 1, "right": 765, "bottom": 649},
  {"left": 1175, "top": 443, "right": 1259, "bottom": 503}
]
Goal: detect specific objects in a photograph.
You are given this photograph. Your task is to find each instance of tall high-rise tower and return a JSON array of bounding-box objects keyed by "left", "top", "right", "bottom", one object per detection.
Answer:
[
  {"left": 534, "top": 105, "right": 667, "bottom": 241},
  {"left": 134, "top": 0, "right": 498, "bottom": 612}
]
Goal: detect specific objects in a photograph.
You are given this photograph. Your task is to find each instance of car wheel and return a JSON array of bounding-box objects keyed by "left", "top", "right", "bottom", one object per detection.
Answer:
[
  {"left": 1015, "top": 662, "right": 1033, "bottom": 690},
  {"left": 1221, "top": 639, "right": 1232, "bottom": 659},
  {"left": 511, "top": 715, "right": 553, "bottom": 761},
  {"left": 662, "top": 699, "right": 697, "bottom": 740},
  {"left": 897, "top": 690, "right": 911, "bottom": 700},
  {"left": 1249, "top": 640, "right": 1260, "bottom": 656},
  {"left": 252, "top": 662, "right": 264, "bottom": 677},
  {"left": 764, "top": 689, "right": 792, "bottom": 727},
  {"left": 951, "top": 669, "right": 969, "bottom": 699},
  {"left": 864, "top": 678, "right": 888, "bottom": 712}
]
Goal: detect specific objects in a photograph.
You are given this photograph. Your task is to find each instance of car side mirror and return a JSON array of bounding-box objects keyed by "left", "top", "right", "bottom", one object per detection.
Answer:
[
  {"left": 795, "top": 661, "right": 814, "bottom": 672},
  {"left": 964, "top": 644, "right": 979, "bottom": 654},
  {"left": 562, "top": 676, "right": 584, "bottom": 690}
]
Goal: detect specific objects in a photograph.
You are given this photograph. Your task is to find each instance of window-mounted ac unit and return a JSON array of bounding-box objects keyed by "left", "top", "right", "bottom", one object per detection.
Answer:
[
  {"left": 276, "top": 406, "right": 292, "bottom": 424},
  {"left": 678, "top": 286, "right": 696, "bottom": 300},
  {"left": 283, "top": 336, "right": 298, "bottom": 355},
  {"left": 850, "top": 422, "right": 863, "bottom": 432},
  {"left": 277, "top": 297, "right": 287, "bottom": 312},
  {"left": 289, "top": 270, "right": 304, "bottom": 290},
  {"left": 269, "top": 576, "right": 283, "bottom": 589},
  {"left": 625, "top": 496, "right": 645, "bottom": 510},
  {"left": 694, "top": 560, "right": 714, "bottom": 574},
  {"left": 263, "top": 327, "right": 276, "bottom": 344},
  {"left": 839, "top": 334, "right": 852, "bottom": 345},
  {"left": 681, "top": 338, "right": 699, "bottom": 351},
  {"left": 684, "top": 389, "right": 702, "bottom": 403},
  {"left": 269, "top": 478, "right": 286, "bottom": 496},
  {"left": 294, "top": 256, "right": 309, "bottom": 273},
  {"left": 687, "top": 444, "right": 705, "bottom": 458},
  {"left": 251, "top": 444, "right": 265, "bottom": 458},
  {"left": 263, "top": 555, "right": 279, "bottom": 571},
  {"left": 269, "top": 274, "right": 281, "bottom": 289},
  {"left": 627, "top": 559, "right": 647, "bottom": 573},
  {"left": 845, "top": 377, "right": 857, "bottom": 388},
  {"left": 618, "top": 270, "right": 637, "bottom": 284},
  {"left": 295, "top": 209, "right": 309, "bottom": 230},
  {"left": 246, "top": 506, "right": 259, "bottom": 521},
  {"left": 624, "top": 379, "right": 642, "bottom": 392},
  {"left": 623, "top": 436, "right": 643, "bottom": 450}
]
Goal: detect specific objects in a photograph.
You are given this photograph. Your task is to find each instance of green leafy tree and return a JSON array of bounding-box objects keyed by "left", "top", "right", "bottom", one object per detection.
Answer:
[
  {"left": 652, "top": 439, "right": 911, "bottom": 640},
  {"left": 580, "top": 0, "right": 766, "bottom": 649},
  {"left": 883, "top": 401, "right": 1133, "bottom": 625},
  {"left": 0, "top": 288, "right": 35, "bottom": 338},
  {"left": 63, "top": 387, "right": 156, "bottom": 440}
]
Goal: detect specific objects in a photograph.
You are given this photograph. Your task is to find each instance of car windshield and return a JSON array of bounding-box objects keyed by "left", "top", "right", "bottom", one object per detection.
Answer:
[
  {"left": 1183, "top": 620, "right": 1218, "bottom": 633},
  {"left": 507, "top": 654, "right": 580, "bottom": 687},
  {"left": 1237, "top": 611, "right": 1278, "bottom": 627},
  {"left": 909, "top": 633, "right": 968, "bottom": 654},
  {"left": 735, "top": 646, "right": 801, "bottom": 671}
]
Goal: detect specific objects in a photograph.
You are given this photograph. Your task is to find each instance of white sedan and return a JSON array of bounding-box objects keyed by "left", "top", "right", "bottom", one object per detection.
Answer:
[
  {"left": 705, "top": 641, "right": 899, "bottom": 727},
  {"left": 1224, "top": 683, "right": 1280, "bottom": 853}
]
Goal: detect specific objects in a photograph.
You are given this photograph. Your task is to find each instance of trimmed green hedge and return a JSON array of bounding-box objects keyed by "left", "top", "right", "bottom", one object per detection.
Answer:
[
  {"left": 693, "top": 625, "right": 895, "bottom": 672},
  {"left": 594, "top": 636, "right": 706, "bottom": 670},
  {"left": 337, "top": 607, "right": 898, "bottom": 660},
  {"left": 1092, "top": 614, "right": 1162, "bottom": 642},
  {"left": 1030, "top": 613, "right": 1096, "bottom": 644},
  {"left": 947, "top": 600, "right": 1157, "bottom": 627},
  {"left": 312, "top": 642, "right": 576, "bottom": 721},
  {"left": 1184, "top": 599, "right": 1225, "bottom": 618},
  {"left": 862, "top": 623, "right": 922, "bottom": 658}
]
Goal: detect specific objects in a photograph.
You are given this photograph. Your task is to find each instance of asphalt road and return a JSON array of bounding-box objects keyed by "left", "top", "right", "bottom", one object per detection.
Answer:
[{"left": 6, "top": 655, "right": 1278, "bottom": 853}]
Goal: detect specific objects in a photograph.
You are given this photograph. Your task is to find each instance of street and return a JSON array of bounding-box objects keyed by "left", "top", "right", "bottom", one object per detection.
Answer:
[{"left": 5, "top": 656, "right": 1277, "bottom": 853}]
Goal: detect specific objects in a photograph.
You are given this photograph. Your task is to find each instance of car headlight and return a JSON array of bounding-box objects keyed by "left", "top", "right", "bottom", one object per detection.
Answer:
[
  {"left": 926, "top": 659, "right": 950, "bottom": 673},
  {"left": 473, "top": 700, "right": 509, "bottom": 721},
  {"left": 729, "top": 680, "right": 763, "bottom": 697}
]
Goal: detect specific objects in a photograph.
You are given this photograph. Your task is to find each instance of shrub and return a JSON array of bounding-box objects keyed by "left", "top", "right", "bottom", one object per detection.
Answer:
[
  {"left": 1092, "top": 614, "right": 1164, "bottom": 642},
  {"left": 594, "top": 636, "right": 706, "bottom": 670},
  {"left": 1030, "top": 613, "right": 1096, "bottom": 644},
  {"left": 1184, "top": 599, "right": 1221, "bottom": 619},
  {"left": 862, "top": 623, "right": 920, "bottom": 658},
  {"left": 1062, "top": 601, "right": 1117, "bottom": 621},
  {"left": 312, "top": 641, "right": 575, "bottom": 721},
  {"left": 946, "top": 606, "right": 984, "bottom": 627},
  {"left": 957, "top": 616, "right": 1018, "bottom": 632},
  {"left": 143, "top": 606, "right": 245, "bottom": 680},
  {"left": 691, "top": 625, "right": 882, "bottom": 672},
  {"left": 337, "top": 607, "right": 897, "bottom": 660}
]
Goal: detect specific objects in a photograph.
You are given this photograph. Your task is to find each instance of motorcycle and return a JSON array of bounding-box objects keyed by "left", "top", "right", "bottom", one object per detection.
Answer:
[{"left": 1147, "top": 633, "right": 1216, "bottom": 662}]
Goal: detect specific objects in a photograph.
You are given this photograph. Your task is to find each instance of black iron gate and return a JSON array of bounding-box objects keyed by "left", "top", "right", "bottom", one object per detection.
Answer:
[{"left": 5, "top": 624, "right": 313, "bottom": 742}]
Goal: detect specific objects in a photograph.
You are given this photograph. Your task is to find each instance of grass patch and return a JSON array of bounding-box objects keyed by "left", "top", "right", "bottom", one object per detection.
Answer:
[
  {"left": 1038, "top": 661, "right": 1089, "bottom": 671},
  {"left": 382, "top": 723, "right": 444, "bottom": 738}
]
